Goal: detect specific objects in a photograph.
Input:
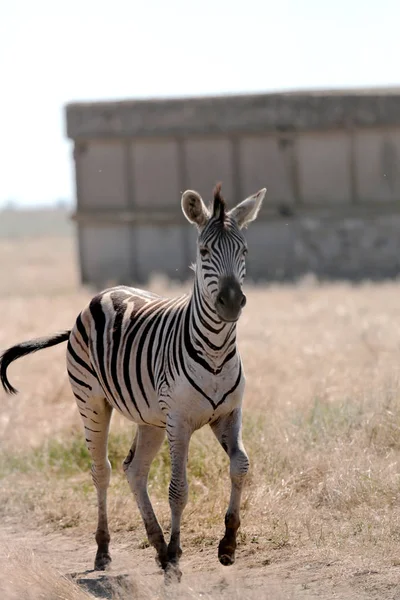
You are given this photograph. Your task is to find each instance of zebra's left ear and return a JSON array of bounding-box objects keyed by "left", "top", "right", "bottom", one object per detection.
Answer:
[
  {"left": 228, "top": 188, "right": 266, "bottom": 229},
  {"left": 181, "top": 190, "right": 210, "bottom": 230}
]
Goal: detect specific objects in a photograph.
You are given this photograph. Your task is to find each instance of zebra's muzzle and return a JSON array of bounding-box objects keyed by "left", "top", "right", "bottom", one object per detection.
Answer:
[{"left": 215, "top": 277, "right": 246, "bottom": 322}]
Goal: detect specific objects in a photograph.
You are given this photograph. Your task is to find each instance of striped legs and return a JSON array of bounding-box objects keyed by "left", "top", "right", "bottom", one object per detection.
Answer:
[
  {"left": 210, "top": 408, "right": 249, "bottom": 566},
  {"left": 77, "top": 396, "right": 113, "bottom": 571},
  {"left": 124, "top": 419, "right": 191, "bottom": 582},
  {"left": 123, "top": 425, "right": 168, "bottom": 569},
  {"left": 165, "top": 417, "right": 192, "bottom": 582}
]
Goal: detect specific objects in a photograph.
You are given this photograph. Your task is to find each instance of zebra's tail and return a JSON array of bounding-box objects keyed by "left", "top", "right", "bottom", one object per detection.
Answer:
[{"left": 0, "top": 331, "right": 71, "bottom": 395}]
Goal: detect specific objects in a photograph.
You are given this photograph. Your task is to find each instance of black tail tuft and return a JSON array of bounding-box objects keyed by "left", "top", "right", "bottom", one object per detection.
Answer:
[{"left": 0, "top": 331, "right": 71, "bottom": 395}]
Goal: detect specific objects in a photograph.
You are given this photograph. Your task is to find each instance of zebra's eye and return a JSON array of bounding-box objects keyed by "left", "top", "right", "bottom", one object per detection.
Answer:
[
  {"left": 200, "top": 247, "right": 209, "bottom": 258},
  {"left": 242, "top": 248, "right": 248, "bottom": 257}
]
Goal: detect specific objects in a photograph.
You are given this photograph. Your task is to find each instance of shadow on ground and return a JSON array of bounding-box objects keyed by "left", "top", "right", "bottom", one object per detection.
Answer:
[{"left": 69, "top": 572, "right": 138, "bottom": 599}]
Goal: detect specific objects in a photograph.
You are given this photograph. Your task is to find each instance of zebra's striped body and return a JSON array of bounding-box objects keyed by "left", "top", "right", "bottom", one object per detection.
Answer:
[
  {"left": 71, "top": 283, "right": 243, "bottom": 429},
  {"left": 0, "top": 184, "right": 266, "bottom": 582}
]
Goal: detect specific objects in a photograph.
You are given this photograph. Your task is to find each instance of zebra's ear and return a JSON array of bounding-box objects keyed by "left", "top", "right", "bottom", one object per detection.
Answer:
[
  {"left": 228, "top": 188, "right": 266, "bottom": 229},
  {"left": 181, "top": 190, "right": 210, "bottom": 230}
]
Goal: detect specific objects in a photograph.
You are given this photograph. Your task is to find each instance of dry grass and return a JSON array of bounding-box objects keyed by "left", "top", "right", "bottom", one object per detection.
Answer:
[
  {"left": 0, "top": 547, "right": 92, "bottom": 600},
  {"left": 1, "top": 230, "right": 400, "bottom": 598}
]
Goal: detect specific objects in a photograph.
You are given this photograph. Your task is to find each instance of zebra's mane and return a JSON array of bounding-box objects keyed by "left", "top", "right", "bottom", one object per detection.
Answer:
[{"left": 211, "top": 183, "right": 226, "bottom": 223}]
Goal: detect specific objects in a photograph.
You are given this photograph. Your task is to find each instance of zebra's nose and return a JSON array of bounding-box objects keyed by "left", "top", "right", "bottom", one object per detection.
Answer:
[
  {"left": 216, "top": 281, "right": 246, "bottom": 322},
  {"left": 217, "top": 290, "right": 236, "bottom": 307},
  {"left": 217, "top": 287, "right": 245, "bottom": 307}
]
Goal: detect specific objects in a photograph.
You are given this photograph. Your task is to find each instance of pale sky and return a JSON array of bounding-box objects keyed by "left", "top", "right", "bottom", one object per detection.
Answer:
[{"left": 1, "top": 0, "right": 399, "bottom": 207}]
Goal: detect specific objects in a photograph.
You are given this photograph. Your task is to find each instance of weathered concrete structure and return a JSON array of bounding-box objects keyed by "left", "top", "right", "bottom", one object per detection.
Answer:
[{"left": 65, "top": 89, "right": 400, "bottom": 285}]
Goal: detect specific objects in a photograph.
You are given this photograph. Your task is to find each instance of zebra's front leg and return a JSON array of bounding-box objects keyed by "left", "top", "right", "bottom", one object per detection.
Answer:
[
  {"left": 165, "top": 416, "right": 192, "bottom": 582},
  {"left": 210, "top": 408, "right": 249, "bottom": 566},
  {"left": 123, "top": 425, "right": 168, "bottom": 569}
]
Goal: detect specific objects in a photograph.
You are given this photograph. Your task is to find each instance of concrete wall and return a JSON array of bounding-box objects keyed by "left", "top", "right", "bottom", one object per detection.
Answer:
[{"left": 66, "top": 90, "right": 400, "bottom": 286}]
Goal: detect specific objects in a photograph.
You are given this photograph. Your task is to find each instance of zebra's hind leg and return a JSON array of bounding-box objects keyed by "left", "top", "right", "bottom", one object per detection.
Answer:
[
  {"left": 123, "top": 425, "right": 168, "bottom": 570},
  {"left": 210, "top": 408, "right": 249, "bottom": 566},
  {"left": 75, "top": 393, "right": 113, "bottom": 571}
]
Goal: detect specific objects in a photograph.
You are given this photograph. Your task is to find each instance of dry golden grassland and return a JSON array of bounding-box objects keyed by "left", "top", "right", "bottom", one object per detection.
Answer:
[{"left": 0, "top": 217, "right": 400, "bottom": 598}]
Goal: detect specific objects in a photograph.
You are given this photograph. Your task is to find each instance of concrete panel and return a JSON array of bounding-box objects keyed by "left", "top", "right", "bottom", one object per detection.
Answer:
[
  {"left": 184, "top": 138, "right": 234, "bottom": 200},
  {"left": 294, "top": 214, "right": 400, "bottom": 279},
  {"left": 245, "top": 214, "right": 400, "bottom": 281},
  {"left": 132, "top": 139, "right": 181, "bottom": 208},
  {"left": 238, "top": 136, "right": 294, "bottom": 204},
  {"left": 79, "top": 224, "right": 131, "bottom": 285},
  {"left": 245, "top": 221, "right": 295, "bottom": 280},
  {"left": 135, "top": 225, "right": 188, "bottom": 282},
  {"left": 297, "top": 132, "right": 352, "bottom": 203},
  {"left": 355, "top": 130, "right": 400, "bottom": 202},
  {"left": 76, "top": 212, "right": 400, "bottom": 285},
  {"left": 77, "top": 141, "right": 127, "bottom": 209}
]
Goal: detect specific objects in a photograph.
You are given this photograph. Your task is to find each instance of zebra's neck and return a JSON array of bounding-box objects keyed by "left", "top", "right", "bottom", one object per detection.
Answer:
[{"left": 184, "top": 278, "right": 237, "bottom": 373}]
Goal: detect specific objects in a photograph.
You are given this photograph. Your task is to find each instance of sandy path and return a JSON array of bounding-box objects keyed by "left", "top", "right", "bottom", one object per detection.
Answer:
[{"left": 2, "top": 517, "right": 393, "bottom": 600}]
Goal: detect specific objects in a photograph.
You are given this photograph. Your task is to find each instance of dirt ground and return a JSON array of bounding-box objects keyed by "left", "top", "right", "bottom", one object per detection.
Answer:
[
  {"left": 2, "top": 515, "right": 398, "bottom": 600},
  {"left": 1, "top": 227, "right": 400, "bottom": 599}
]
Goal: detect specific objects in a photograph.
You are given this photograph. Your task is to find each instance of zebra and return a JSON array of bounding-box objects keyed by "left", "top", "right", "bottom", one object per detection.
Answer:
[{"left": 0, "top": 183, "right": 266, "bottom": 581}]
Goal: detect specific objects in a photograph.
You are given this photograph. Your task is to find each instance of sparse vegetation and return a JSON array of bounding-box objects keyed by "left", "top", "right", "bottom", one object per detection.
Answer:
[{"left": 1, "top": 221, "right": 400, "bottom": 598}]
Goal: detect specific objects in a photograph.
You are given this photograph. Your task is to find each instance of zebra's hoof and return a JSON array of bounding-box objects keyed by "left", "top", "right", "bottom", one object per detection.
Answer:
[
  {"left": 94, "top": 552, "right": 112, "bottom": 571},
  {"left": 218, "top": 537, "right": 236, "bottom": 566},
  {"left": 164, "top": 563, "right": 182, "bottom": 584},
  {"left": 219, "top": 553, "right": 235, "bottom": 566}
]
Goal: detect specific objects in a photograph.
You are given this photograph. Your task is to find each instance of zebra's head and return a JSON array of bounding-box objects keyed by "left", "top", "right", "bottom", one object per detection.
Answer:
[{"left": 181, "top": 184, "right": 266, "bottom": 323}]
